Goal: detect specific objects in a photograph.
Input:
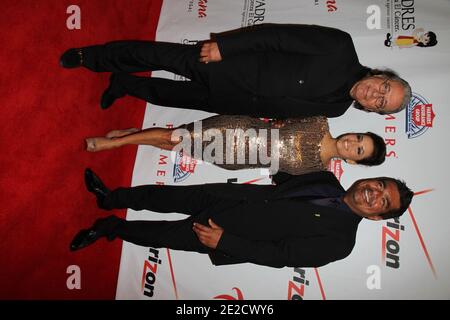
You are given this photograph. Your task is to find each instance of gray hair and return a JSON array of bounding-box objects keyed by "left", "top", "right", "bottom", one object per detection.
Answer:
[{"left": 353, "top": 68, "right": 412, "bottom": 114}]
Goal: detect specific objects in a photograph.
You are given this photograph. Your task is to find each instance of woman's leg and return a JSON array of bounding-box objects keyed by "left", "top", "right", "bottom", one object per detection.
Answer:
[
  {"left": 85, "top": 127, "right": 180, "bottom": 152},
  {"left": 105, "top": 128, "right": 139, "bottom": 138}
]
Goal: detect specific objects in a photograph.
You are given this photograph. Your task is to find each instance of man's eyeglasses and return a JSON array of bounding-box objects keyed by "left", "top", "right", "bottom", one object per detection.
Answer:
[{"left": 375, "top": 80, "right": 391, "bottom": 110}]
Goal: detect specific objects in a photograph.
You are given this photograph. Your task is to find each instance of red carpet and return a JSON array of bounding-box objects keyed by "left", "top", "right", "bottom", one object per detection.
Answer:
[{"left": 0, "top": 0, "right": 162, "bottom": 299}]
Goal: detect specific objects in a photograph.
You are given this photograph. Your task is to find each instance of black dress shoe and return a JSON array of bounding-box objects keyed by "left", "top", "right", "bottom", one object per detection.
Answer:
[
  {"left": 60, "top": 48, "right": 83, "bottom": 68},
  {"left": 100, "top": 74, "right": 125, "bottom": 109},
  {"left": 70, "top": 228, "right": 100, "bottom": 251},
  {"left": 70, "top": 215, "right": 121, "bottom": 251},
  {"left": 84, "top": 168, "right": 110, "bottom": 208},
  {"left": 100, "top": 88, "right": 118, "bottom": 109}
]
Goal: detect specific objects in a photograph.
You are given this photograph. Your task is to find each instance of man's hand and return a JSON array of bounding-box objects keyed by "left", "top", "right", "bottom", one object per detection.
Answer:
[
  {"left": 199, "top": 42, "right": 222, "bottom": 64},
  {"left": 193, "top": 219, "right": 224, "bottom": 249}
]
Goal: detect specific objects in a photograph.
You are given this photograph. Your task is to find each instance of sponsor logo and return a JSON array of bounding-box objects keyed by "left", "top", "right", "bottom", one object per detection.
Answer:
[
  {"left": 326, "top": 0, "right": 338, "bottom": 12},
  {"left": 187, "top": 0, "right": 194, "bottom": 13},
  {"left": 407, "top": 191, "right": 437, "bottom": 278},
  {"left": 241, "top": 0, "right": 267, "bottom": 27},
  {"left": 381, "top": 190, "right": 437, "bottom": 277},
  {"left": 181, "top": 38, "right": 199, "bottom": 46},
  {"left": 214, "top": 287, "right": 244, "bottom": 300},
  {"left": 187, "top": 0, "right": 209, "bottom": 18},
  {"left": 389, "top": 0, "right": 416, "bottom": 32},
  {"left": 384, "top": 114, "right": 398, "bottom": 159},
  {"left": 405, "top": 93, "right": 435, "bottom": 139},
  {"left": 384, "top": 0, "right": 437, "bottom": 48},
  {"left": 381, "top": 218, "right": 405, "bottom": 269},
  {"left": 287, "top": 268, "right": 310, "bottom": 300},
  {"left": 328, "top": 159, "right": 343, "bottom": 181},
  {"left": 313, "top": 0, "right": 338, "bottom": 12},
  {"left": 198, "top": 0, "right": 208, "bottom": 18},
  {"left": 142, "top": 248, "right": 161, "bottom": 298},
  {"left": 173, "top": 150, "right": 197, "bottom": 183}
]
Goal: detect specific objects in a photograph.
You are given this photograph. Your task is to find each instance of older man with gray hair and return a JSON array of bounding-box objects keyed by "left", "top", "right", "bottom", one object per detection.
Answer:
[{"left": 61, "top": 24, "right": 412, "bottom": 119}]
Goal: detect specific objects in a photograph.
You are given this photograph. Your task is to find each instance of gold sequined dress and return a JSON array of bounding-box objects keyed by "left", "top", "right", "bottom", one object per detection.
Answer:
[{"left": 181, "top": 115, "right": 328, "bottom": 175}]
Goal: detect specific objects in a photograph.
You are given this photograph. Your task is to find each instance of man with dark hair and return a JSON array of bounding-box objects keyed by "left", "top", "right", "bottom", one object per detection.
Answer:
[
  {"left": 70, "top": 169, "right": 413, "bottom": 268},
  {"left": 60, "top": 24, "right": 411, "bottom": 119},
  {"left": 377, "top": 177, "right": 414, "bottom": 220}
]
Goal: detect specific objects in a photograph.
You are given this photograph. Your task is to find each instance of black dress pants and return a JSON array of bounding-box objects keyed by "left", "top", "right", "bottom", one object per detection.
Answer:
[
  {"left": 82, "top": 41, "right": 211, "bottom": 111},
  {"left": 102, "top": 184, "right": 241, "bottom": 253}
]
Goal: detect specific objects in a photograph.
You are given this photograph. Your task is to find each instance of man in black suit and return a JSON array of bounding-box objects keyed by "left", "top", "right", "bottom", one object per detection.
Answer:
[
  {"left": 60, "top": 24, "right": 412, "bottom": 118},
  {"left": 71, "top": 169, "right": 413, "bottom": 268}
]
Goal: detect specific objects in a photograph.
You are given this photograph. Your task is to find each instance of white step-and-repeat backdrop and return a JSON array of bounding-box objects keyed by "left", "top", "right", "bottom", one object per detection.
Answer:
[{"left": 116, "top": 0, "right": 450, "bottom": 299}]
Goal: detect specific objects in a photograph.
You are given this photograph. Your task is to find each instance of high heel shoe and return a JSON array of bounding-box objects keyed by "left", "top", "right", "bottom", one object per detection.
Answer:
[
  {"left": 85, "top": 137, "right": 116, "bottom": 152},
  {"left": 105, "top": 128, "right": 139, "bottom": 139}
]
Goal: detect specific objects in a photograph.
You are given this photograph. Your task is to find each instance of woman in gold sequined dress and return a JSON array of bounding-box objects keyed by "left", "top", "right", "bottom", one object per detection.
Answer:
[{"left": 85, "top": 115, "right": 386, "bottom": 175}]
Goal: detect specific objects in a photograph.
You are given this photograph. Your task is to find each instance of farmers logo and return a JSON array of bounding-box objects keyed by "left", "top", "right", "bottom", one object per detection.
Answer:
[
  {"left": 173, "top": 150, "right": 197, "bottom": 182},
  {"left": 405, "top": 93, "right": 435, "bottom": 139}
]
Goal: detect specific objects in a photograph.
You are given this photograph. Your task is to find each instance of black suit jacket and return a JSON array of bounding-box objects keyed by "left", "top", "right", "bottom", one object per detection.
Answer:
[
  {"left": 206, "top": 24, "right": 369, "bottom": 118},
  {"left": 206, "top": 171, "right": 362, "bottom": 268}
]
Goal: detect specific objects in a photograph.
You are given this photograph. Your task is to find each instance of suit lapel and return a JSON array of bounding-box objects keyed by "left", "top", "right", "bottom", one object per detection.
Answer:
[
  {"left": 272, "top": 171, "right": 343, "bottom": 198},
  {"left": 309, "top": 204, "right": 362, "bottom": 237}
]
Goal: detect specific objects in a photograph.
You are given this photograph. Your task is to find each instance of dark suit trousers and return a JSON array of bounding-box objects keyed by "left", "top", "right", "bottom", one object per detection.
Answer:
[
  {"left": 102, "top": 184, "right": 239, "bottom": 253},
  {"left": 82, "top": 41, "right": 211, "bottom": 110}
]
